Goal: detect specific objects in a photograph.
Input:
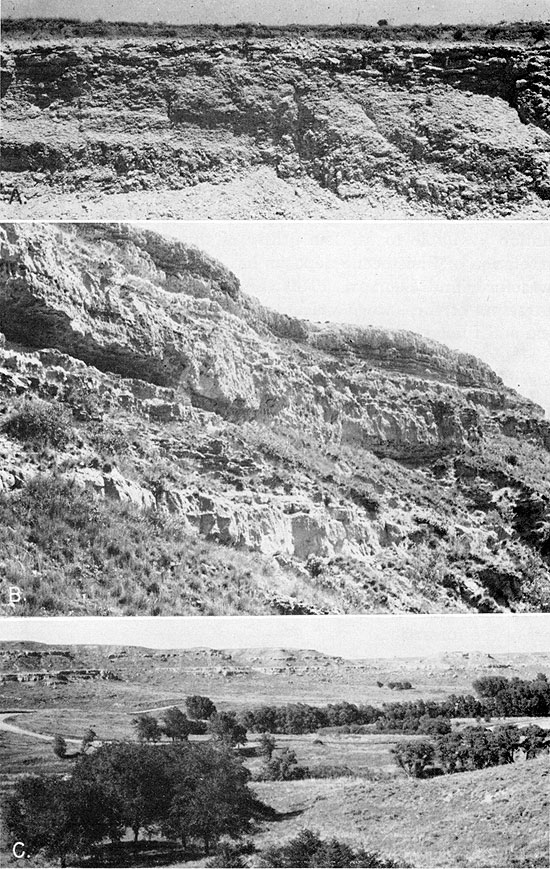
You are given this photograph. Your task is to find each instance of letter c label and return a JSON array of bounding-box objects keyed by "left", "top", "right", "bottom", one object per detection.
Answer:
[{"left": 13, "top": 842, "right": 26, "bottom": 858}]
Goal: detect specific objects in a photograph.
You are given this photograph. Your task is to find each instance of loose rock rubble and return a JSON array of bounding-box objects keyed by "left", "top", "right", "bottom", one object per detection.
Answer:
[{"left": 1, "top": 37, "right": 549, "bottom": 218}]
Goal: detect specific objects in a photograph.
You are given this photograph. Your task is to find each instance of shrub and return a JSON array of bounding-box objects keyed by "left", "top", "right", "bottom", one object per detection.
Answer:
[
  {"left": 62, "top": 382, "right": 103, "bottom": 421},
  {"left": 261, "top": 829, "right": 403, "bottom": 867},
  {"left": 531, "top": 24, "right": 547, "bottom": 42},
  {"left": 4, "top": 399, "right": 73, "bottom": 449},
  {"left": 259, "top": 748, "right": 308, "bottom": 781},
  {"left": 206, "top": 841, "right": 249, "bottom": 867},
  {"left": 53, "top": 734, "right": 67, "bottom": 759},
  {"left": 305, "top": 763, "right": 355, "bottom": 779}
]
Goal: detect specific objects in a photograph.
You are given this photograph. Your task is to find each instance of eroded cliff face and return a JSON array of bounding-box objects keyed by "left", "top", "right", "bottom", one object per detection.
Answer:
[
  {"left": 1, "top": 37, "right": 549, "bottom": 218},
  {"left": 1, "top": 222, "right": 549, "bottom": 615}
]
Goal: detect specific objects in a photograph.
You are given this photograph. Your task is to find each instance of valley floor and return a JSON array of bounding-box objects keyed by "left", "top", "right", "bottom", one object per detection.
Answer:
[{"left": 1, "top": 701, "right": 548, "bottom": 867}]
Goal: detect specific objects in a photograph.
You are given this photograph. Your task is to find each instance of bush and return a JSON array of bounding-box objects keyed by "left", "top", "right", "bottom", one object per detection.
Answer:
[
  {"left": 206, "top": 841, "right": 254, "bottom": 867},
  {"left": 53, "top": 734, "right": 67, "bottom": 758},
  {"left": 305, "top": 763, "right": 355, "bottom": 779},
  {"left": 62, "top": 382, "right": 103, "bottom": 421},
  {"left": 259, "top": 749, "right": 308, "bottom": 781},
  {"left": 531, "top": 24, "right": 547, "bottom": 42},
  {"left": 4, "top": 399, "right": 73, "bottom": 449},
  {"left": 261, "top": 829, "right": 404, "bottom": 867}
]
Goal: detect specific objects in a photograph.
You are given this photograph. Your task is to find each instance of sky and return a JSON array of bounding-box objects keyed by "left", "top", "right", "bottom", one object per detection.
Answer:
[
  {"left": 1, "top": 615, "right": 549, "bottom": 659},
  {"left": 144, "top": 221, "right": 550, "bottom": 417},
  {"left": 3, "top": 0, "right": 550, "bottom": 24}
]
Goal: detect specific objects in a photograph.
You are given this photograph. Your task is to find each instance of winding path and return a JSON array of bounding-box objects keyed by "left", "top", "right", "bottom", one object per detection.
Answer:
[{"left": 0, "top": 711, "right": 82, "bottom": 745}]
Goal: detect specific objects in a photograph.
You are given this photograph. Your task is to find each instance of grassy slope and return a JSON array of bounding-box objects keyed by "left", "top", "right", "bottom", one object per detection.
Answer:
[
  {"left": 253, "top": 757, "right": 550, "bottom": 867},
  {"left": 2, "top": 404, "right": 550, "bottom": 616}
]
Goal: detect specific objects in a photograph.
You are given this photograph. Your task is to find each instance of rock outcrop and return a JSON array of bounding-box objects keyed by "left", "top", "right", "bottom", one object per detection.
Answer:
[
  {"left": 1, "top": 33, "right": 549, "bottom": 218},
  {"left": 1, "top": 222, "right": 549, "bottom": 614}
]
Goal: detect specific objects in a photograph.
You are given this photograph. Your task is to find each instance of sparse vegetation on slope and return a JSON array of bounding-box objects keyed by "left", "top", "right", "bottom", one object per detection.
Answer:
[
  {"left": 0, "top": 476, "right": 325, "bottom": 616},
  {"left": 1, "top": 222, "right": 550, "bottom": 615}
]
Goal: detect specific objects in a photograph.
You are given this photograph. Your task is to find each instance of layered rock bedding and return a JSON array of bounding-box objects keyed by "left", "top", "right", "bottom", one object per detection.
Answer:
[
  {"left": 0, "top": 222, "right": 549, "bottom": 615},
  {"left": 1, "top": 26, "right": 549, "bottom": 218}
]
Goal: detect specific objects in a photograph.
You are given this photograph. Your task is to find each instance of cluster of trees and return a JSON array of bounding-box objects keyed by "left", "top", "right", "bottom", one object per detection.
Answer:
[
  {"left": 472, "top": 673, "right": 550, "bottom": 717},
  {"left": 392, "top": 722, "right": 549, "bottom": 778},
  {"left": 53, "top": 727, "right": 97, "bottom": 759},
  {"left": 237, "top": 675, "right": 550, "bottom": 736},
  {"left": 133, "top": 702, "right": 247, "bottom": 747},
  {"left": 6, "top": 741, "right": 265, "bottom": 866},
  {"left": 237, "top": 697, "right": 476, "bottom": 735}
]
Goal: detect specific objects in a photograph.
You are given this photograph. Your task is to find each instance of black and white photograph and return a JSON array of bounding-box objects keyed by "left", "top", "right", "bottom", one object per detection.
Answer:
[
  {"left": 1, "top": 0, "right": 549, "bottom": 219},
  {"left": 0, "top": 614, "right": 549, "bottom": 868},
  {"left": 0, "top": 220, "right": 549, "bottom": 617},
  {"left": 1, "top": 2, "right": 549, "bottom": 867}
]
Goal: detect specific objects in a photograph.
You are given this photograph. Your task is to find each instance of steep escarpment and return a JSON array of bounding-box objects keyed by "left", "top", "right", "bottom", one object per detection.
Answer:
[
  {"left": 1, "top": 34, "right": 549, "bottom": 219},
  {"left": 1, "top": 222, "right": 549, "bottom": 616}
]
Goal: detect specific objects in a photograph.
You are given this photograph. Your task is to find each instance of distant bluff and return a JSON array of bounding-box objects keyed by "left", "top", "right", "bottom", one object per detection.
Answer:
[
  {"left": 1, "top": 32, "right": 549, "bottom": 218},
  {"left": 1, "top": 222, "right": 549, "bottom": 616}
]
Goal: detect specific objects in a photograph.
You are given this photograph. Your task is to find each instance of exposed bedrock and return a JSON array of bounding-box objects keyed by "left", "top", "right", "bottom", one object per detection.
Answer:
[
  {"left": 1, "top": 39, "right": 549, "bottom": 216},
  {"left": 1, "top": 222, "right": 549, "bottom": 613}
]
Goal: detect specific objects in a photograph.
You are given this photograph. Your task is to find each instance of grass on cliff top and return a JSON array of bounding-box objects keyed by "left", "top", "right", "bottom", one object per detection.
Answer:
[
  {"left": 2, "top": 18, "right": 547, "bottom": 44},
  {"left": 0, "top": 475, "right": 333, "bottom": 617}
]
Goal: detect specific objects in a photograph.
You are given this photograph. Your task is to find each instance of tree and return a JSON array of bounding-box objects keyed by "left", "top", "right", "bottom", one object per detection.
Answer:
[
  {"left": 208, "top": 712, "right": 247, "bottom": 746},
  {"left": 186, "top": 694, "right": 217, "bottom": 720},
  {"left": 80, "top": 727, "right": 97, "bottom": 754},
  {"left": 259, "top": 732, "right": 277, "bottom": 760},
  {"left": 377, "top": 19, "right": 389, "bottom": 26},
  {"left": 4, "top": 774, "right": 113, "bottom": 867},
  {"left": 53, "top": 734, "right": 67, "bottom": 758},
  {"left": 162, "top": 706, "right": 192, "bottom": 742},
  {"left": 419, "top": 715, "right": 452, "bottom": 737},
  {"left": 391, "top": 740, "right": 435, "bottom": 778},
  {"left": 163, "top": 743, "right": 261, "bottom": 855},
  {"left": 74, "top": 742, "right": 171, "bottom": 843},
  {"left": 262, "top": 748, "right": 307, "bottom": 781},
  {"left": 133, "top": 713, "right": 162, "bottom": 743},
  {"left": 520, "top": 724, "right": 548, "bottom": 759},
  {"left": 493, "top": 724, "right": 521, "bottom": 765}
]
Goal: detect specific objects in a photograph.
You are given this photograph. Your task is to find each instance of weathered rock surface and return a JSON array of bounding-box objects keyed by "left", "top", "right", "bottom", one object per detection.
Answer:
[
  {"left": 0, "top": 222, "right": 549, "bottom": 614},
  {"left": 1, "top": 34, "right": 549, "bottom": 218}
]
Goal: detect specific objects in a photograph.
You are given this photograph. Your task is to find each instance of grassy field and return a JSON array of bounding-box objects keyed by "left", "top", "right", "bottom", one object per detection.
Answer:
[
  {"left": 2, "top": 712, "right": 548, "bottom": 868},
  {"left": 1, "top": 648, "right": 549, "bottom": 867},
  {"left": 253, "top": 757, "right": 550, "bottom": 868}
]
